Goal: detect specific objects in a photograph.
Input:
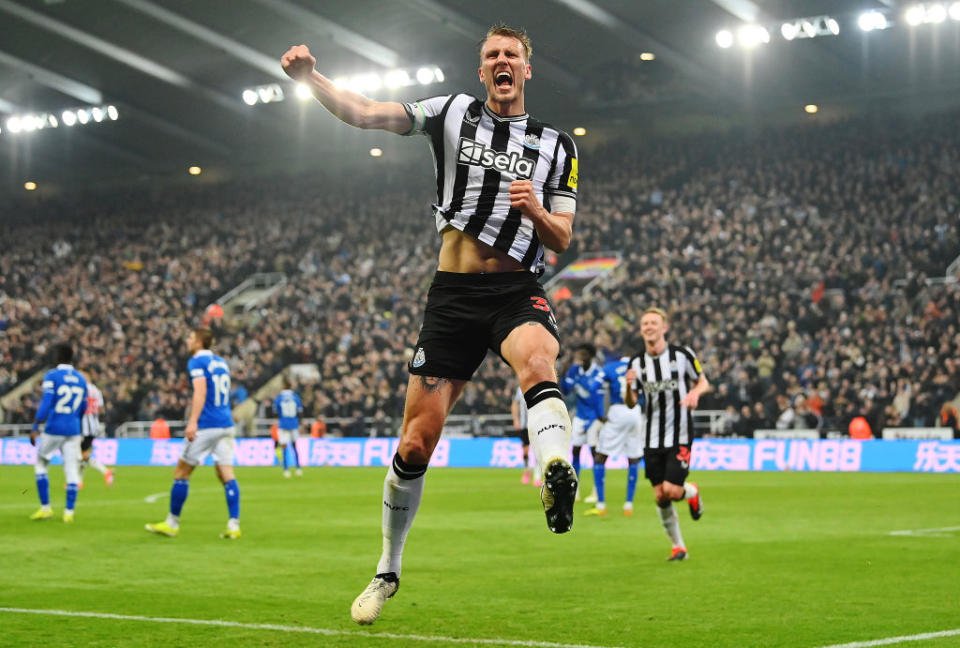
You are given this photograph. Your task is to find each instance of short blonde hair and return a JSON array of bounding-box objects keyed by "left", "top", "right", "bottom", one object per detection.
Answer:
[
  {"left": 642, "top": 307, "right": 669, "bottom": 324},
  {"left": 479, "top": 24, "right": 532, "bottom": 61}
]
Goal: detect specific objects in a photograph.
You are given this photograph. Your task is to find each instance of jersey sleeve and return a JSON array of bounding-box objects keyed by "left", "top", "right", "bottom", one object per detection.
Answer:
[
  {"left": 682, "top": 346, "right": 703, "bottom": 380},
  {"left": 295, "top": 394, "right": 303, "bottom": 412},
  {"left": 272, "top": 395, "right": 281, "bottom": 413},
  {"left": 544, "top": 131, "right": 578, "bottom": 201},
  {"left": 187, "top": 357, "right": 206, "bottom": 381},
  {"left": 628, "top": 356, "right": 643, "bottom": 392},
  {"left": 401, "top": 95, "right": 452, "bottom": 137},
  {"left": 35, "top": 373, "right": 56, "bottom": 423},
  {"left": 560, "top": 366, "right": 577, "bottom": 395}
]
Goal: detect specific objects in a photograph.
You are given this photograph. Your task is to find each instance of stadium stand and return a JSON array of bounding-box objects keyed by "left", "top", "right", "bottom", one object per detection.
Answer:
[{"left": 2, "top": 110, "right": 958, "bottom": 437}]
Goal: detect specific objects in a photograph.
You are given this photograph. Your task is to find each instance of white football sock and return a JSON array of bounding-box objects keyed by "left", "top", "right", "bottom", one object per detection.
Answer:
[
  {"left": 526, "top": 397, "right": 572, "bottom": 471},
  {"left": 657, "top": 503, "right": 685, "bottom": 548},
  {"left": 683, "top": 482, "right": 698, "bottom": 500},
  {"left": 376, "top": 463, "right": 425, "bottom": 576},
  {"left": 165, "top": 513, "right": 180, "bottom": 529},
  {"left": 227, "top": 518, "right": 240, "bottom": 531},
  {"left": 87, "top": 458, "right": 108, "bottom": 475}
]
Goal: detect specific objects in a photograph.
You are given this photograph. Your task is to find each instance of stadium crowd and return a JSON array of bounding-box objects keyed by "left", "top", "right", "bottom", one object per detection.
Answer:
[{"left": 1, "top": 108, "right": 958, "bottom": 438}]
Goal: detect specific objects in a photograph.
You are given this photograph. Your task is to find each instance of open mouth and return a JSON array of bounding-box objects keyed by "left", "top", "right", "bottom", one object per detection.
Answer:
[{"left": 495, "top": 71, "right": 513, "bottom": 91}]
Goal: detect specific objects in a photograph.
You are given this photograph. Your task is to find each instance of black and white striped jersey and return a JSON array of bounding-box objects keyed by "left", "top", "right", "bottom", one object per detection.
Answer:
[
  {"left": 629, "top": 344, "right": 703, "bottom": 449},
  {"left": 402, "top": 94, "right": 578, "bottom": 275}
]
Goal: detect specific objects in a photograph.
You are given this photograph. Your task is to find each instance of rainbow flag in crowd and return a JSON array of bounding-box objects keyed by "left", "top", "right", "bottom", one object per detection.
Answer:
[{"left": 557, "top": 257, "right": 620, "bottom": 280}]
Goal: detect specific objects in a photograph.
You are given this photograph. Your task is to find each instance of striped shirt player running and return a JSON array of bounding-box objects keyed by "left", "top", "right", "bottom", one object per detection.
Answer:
[
  {"left": 625, "top": 308, "right": 710, "bottom": 561},
  {"left": 282, "top": 23, "right": 580, "bottom": 625},
  {"left": 29, "top": 343, "right": 87, "bottom": 523},
  {"left": 146, "top": 327, "right": 241, "bottom": 540},
  {"left": 79, "top": 371, "right": 114, "bottom": 487}
]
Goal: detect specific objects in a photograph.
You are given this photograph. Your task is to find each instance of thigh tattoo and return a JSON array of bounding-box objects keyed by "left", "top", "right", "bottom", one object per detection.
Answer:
[{"left": 418, "top": 376, "right": 449, "bottom": 393}]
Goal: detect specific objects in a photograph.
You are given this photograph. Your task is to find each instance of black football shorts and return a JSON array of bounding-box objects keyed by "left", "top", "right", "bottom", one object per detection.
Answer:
[
  {"left": 408, "top": 270, "right": 561, "bottom": 381},
  {"left": 643, "top": 445, "right": 691, "bottom": 486}
]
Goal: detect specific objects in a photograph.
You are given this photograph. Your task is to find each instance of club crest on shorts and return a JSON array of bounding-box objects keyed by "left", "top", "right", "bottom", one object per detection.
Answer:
[{"left": 412, "top": 347, "right": 426, "bottom": 368}]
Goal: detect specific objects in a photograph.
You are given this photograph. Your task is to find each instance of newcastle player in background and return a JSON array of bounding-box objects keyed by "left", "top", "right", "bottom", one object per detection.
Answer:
[
  {"left": 283, "top": 23, "right": 580, "bottom": 625},
  {"left": 626, "top": 308, "right": 709, "bottom": 561}
]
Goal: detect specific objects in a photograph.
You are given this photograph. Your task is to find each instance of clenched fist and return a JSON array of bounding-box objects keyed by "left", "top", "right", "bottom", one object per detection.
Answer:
[
  {"left": 281, "top": 44, "right": 316, "bottom": 82},
  {"left": 509, "top": 180, "right": 543, "bottom": 218}
]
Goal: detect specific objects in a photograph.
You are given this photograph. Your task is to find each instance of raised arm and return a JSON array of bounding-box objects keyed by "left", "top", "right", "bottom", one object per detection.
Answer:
[{"left": 281, "top": 45, "right": 412, "bottom": 134}]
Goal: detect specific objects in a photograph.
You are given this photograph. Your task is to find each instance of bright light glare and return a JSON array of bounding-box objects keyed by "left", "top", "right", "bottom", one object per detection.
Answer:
[
  {"left": 826, "top": 18, "right": 840, "bottom": 35},
  {"left": 369, "top": 147, "right": 383, "bottom": 157},
  {"left": 91, "top": 107, "right": 104, "bottom": 122},
  {"left": 47, "top": 114, "right": 58, "bottom": 128},
  {"left": 951, "top": 2, "right": 960, "bottom": 20},
  {"left": 62, "top": 111, "right": 77, "bottom": 126},
  {"left": 738, "top": 25, "right": 770, "bottom": 48},
  {"left": 295, "top": 83, "right": 312, "bottom": 100},
  {"left": 7, "top": 117, "right": 22, "bottom": 133},
  {"left": 573, "top": 127, "right": 586, "bottom": 136},
  {"left": 242, "top": 89, "right": 258, "bottom": 105},
  {"left": 781, "top": 22, "right": 798, "bottom": 40},
  {"left": 257, "top": 87, "right": 273, "bottom": 103},
  {"left": 77, "top": 109, "right": 89, "bottom": 124},
  {"left": 24, "top": 181, "right": 37, "bottom": 191},
  {"left": 858, "top": 11, "right": 888, "bottom": 31},
  {"left": 433, "top": 67, "right": 445, "bottom": 82},
  {"left": 639, "top": 52, "right": 656, "bottom": 61},
  {"left": 715, "top": 29, "right": 734, "bottom": 48},
  {"left": 21, "top": 116, "right": 37, "bottom": 132},
  {"left": 384, "top": 69, "right": 410, "bottom": 88},
  {"left": 188, "top": 166, "right": 201, "bottom": 175},
  {"left": 416, "top": 67, "right": 434, "bottom": 84},
  {"left": 804, "top": 104, "right": 819, "bottom": 114},
  {"left": 905, "top": 5, "right": 926, "bottom": 25},
  {"left": 927, "top": 3, "right": 947, "bottom": 22},
  {"left": 107, "top": 105, "right": 119, "bottom": 120}
]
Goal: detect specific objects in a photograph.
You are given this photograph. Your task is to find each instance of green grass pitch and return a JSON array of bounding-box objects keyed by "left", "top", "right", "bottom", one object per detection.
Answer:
[{"left": 1, "top": 465, "right": 958, "bottom": 648}]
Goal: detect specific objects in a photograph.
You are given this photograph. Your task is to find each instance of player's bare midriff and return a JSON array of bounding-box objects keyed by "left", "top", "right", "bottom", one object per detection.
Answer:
[{"left": 437, "top": 226, "right": 528, "bottom": 274}]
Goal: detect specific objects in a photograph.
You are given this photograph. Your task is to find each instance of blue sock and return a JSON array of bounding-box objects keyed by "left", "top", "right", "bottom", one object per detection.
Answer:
[
  {"left": 170, "top": 479, "right": 189, "bottom": 516},
  {"left": 290, "top": 443, "right": 300, "bottom": 468},
  {"left": 626, "top": 463, "right": 639, "bottom": 503},
  {"left": 65, "top": 483, "right": 78, "bottom": 510},
  {"left": 593, "top": 464, "right": 606, "bottom": 504},
  {"left": 282, "top": 446, "right": 289, "bottom": 470},
  {"left": 224, "top": 480, "right": 240, "bottom": 519},
  {"left": 36, "top": 474, "right": 50, "bottom": 506},
  {"left": 571, "top": 448, "right": 581, "bottom": 478}
]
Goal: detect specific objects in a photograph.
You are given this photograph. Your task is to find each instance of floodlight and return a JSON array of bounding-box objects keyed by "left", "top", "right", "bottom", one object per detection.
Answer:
[
  {"left": 7, "top": 117, "right": 21, "bottom": 133},
  {"left": 47, "top": 114, "right": 58, "bottom": 128},
  {"left": 804, "top": 104, "right": 819, "bottom": 113},
  {"left": 21, "top": 115, "right": 37, "bottom": 132},
  {"left": 639, "top": 52, "right": 656, "bottom": 61},
  {"left": 295, "top": 83, "right": 312, "bottom": 100},
  {"left": 384, "top": 70, "right": 410, "bottom": 88},
  {"left": 905, "top": 5, "right": 926, "bottom": 25},
  {"left": 738, "top": 25, "right": 770, "bottom": 48},
  {"left": 25, "top": 181, "right": 37, "bottom": 191},
  {"left": 716, "top": 30, "right": 734, "bottom": 48},
  {"left": 781, "top": 22, "right": 798, "bottom": 40},
  {"left": 826, "top": 18, "right": 840, "bottom": 34},
  {"left": 951, "top": 2, "right": 960, "bottom": 20},
  {"left": 927, "top": 3, "right": 947, "bottom": 22},
  {"left": 77, "top": 109, "right": 89, "bottom": 124},
  {"left": 416, "top": 67, "right": 434, "bottom": 84},
  {"left": 242, "top": 89, "right": 258, "bottom": 105},
  {"left": 573, "top": 127, "right": 586, "bottom": 136},
  {"left": 62, "top": 110, "right": 77, "bottom": 126},
  {"left": 257, "top": 86, "right": 273, "bottom": 103},
  {"left": 188, "top": 166, "right": 201, "bottom": 175},
  {"left": 92, "top": 107, "right": 104, "bottom": 122},
  {"left": 107, "top": 105, "right": 119, "bottom": 120},
  {"left": 433, "top": 67, "right": 445, "bottom": 82},
  {"left": 369, "top": 147, "right": 383, "bottom": 157}
]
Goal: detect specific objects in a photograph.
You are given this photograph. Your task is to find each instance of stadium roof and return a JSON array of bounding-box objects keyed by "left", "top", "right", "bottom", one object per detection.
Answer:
[{"left": 3, "top": 0, "right": 960, "bottom": 191}]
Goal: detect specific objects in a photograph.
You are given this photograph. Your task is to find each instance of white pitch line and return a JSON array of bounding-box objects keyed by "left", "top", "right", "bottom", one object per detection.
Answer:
[
  {"left": 143, "top": 491, "right": 168, "bottom": 503},
  {"left": 0, "top": 607, "right": 625, "bottom": 648},
  {"left": 817, "top": 628, "right": 960, "bottom": 648},
  {"left": 887, "top": 526, "right": 960, "bottom": 538}
]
